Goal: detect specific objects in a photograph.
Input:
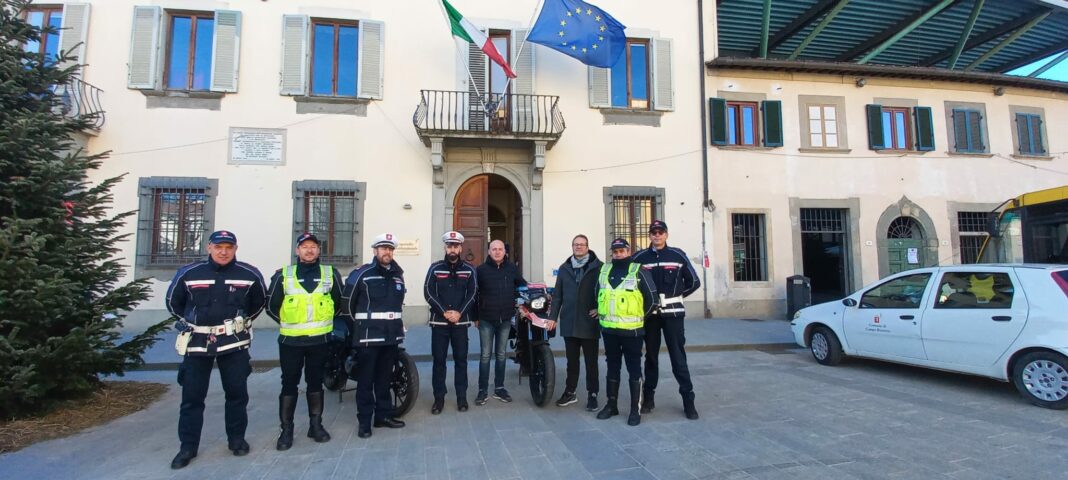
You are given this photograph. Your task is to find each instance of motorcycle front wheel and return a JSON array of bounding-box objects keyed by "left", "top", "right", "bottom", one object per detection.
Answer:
[
  {"left": 322, "top": 351, "right": 348, "bottom": 392},
  {"left": 391, "top": 350, "right": 420, "bottom": 417},
  {"left": 528, "top": 344, "right": 555, "bottom": 407}
]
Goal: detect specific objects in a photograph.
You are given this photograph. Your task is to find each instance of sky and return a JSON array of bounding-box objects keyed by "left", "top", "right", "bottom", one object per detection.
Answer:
[{"left": 1006, "top": 50, "right": 1068, "bottom": 82}]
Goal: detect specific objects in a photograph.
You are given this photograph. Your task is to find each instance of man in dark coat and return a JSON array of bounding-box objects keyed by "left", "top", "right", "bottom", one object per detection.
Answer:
[
  {"left": 475, "top": 239, "right": 527, "bottom": 405},
  {"left": 549, "top": 234, "right": 603, "bottom": 411}
]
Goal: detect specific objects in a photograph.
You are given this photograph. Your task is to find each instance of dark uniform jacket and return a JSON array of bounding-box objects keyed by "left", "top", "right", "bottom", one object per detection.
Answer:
[
  {"left": 424, "top": 258, "right": 478, "bottom": 326},
  {"left": 265, "top": 260, "right": 344, "bottom": 346},
  {"left": 600, "top": 257, "right": 657, "bottom": 338},
  {"left": 549, "top": 251, "right": 603, "bottom": 339},
  {"left": 632, "top": 245, "right": 700, "bottom": 318},
  {"left": 476, "top": 256, "right": 527, "bottom": 324},
  {"left": 166, "top": 257, "right": 266, "bottom": 357},
  {"left": 343, "top": 260, "right": 406, "bottom": 346}
]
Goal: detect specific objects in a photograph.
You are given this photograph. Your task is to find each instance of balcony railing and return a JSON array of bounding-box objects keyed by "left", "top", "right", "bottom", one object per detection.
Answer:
[
  {"left": 54, "top": 77, "right": 105, "bottom": 129},
  {"left": 413, "top": 90, "right": 565, "bottom": 141}
]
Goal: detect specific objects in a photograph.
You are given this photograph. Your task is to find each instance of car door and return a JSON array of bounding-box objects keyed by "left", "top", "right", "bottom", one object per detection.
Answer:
[
  {"left": 843, "top": 271, "right": 933, "bottom": 359},
  {"left": 921, "top": 268, "right": 1027, "bottom": 368}
]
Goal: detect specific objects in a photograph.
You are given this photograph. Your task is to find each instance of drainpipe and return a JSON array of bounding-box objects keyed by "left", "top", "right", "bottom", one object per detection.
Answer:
[{"left": 697, "top": 0, "right": 711, "bottom": 318}]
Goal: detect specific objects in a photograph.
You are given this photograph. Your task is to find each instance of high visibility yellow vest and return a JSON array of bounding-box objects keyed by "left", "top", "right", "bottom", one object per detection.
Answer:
[
  {"left": 597, "top": 263, "right": 644, "bottom": 330},
  {"left": 969, "top": 274, "right": 995, "bottom": 303},
  {"left": 279, "top": 265, "right": 334, "bottom": 337}
]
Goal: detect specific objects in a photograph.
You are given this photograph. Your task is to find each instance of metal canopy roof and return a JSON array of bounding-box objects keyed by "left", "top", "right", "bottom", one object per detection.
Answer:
[{"left": 716, "top": 0, "right": 1068, "bottom": 75}]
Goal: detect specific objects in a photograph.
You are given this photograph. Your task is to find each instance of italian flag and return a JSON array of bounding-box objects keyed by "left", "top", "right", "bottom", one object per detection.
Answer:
[{"left": 442, "top": 0, "right": 516, "bottom": 78}]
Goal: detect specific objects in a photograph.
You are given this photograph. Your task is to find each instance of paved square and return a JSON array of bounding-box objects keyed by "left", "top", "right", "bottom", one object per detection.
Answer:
[{"left": 4, "top": 348, "right": 1068, "bottom": 479}]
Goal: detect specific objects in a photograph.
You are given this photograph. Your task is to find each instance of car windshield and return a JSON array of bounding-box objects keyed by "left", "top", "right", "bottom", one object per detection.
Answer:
[{"left": 860, "top": 273, "right": 931, "bottom": 309}]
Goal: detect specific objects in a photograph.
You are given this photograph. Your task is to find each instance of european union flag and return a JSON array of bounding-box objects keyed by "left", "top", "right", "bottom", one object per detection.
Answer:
[{"left": 527, "top": 0, "right": 626, "bottom": 68}]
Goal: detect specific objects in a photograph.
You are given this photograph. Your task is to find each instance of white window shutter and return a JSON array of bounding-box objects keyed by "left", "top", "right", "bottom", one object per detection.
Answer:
[
  {"left": 511, "top": 29, "right": 535, "bottom": 132},
  {"left": 588, "top": 66, "right": 610, "bottom": 108},
  {"left": 357, "top": 20, "right": 384, "bottom": 100},
  {"left": 652, "top": 37, "right": 674, "bottom": 111},
  {"left": 467, "top": 39, "right": 488, "bottom": 131},
  {"left": 58, "top": 3, "right": 91, "bottom": 69},
  {"left": 210, "top": 10, "right": 241, "bottom": 93},
  {"left": 280, "top": 15, "right": 309, "bottom": 96},
  {"left": 127, "top": 6, "right": 161, "bottom": 89}
]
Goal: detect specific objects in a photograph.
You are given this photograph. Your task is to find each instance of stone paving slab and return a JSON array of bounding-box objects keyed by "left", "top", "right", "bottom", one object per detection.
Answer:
[{"left": 6, "top": 347, "right": 1068, "bottom": 479}]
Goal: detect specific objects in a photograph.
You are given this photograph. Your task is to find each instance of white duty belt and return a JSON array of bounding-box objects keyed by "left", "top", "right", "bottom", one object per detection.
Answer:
[
  {"left": 189, "top": 317, "right": 248, "bottom": 335},
  {"left": 353, "top": 312, "right": 402, "bottom": 320},
  {"left": 657, "top": 295, "right": 686, "bottom": 314}
]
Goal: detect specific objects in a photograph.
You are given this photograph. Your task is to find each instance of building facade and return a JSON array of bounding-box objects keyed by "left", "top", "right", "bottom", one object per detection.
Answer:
[{"left": 29, "top": 0, "right": 1067, "bottom": 324}]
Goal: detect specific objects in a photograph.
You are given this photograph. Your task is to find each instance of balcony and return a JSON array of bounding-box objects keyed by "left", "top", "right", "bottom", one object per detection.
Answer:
[
  {"left": 55, "top": 77, "right": 105, "bottom": 130},
  {"left": 413, "top": 90, "right": 565, "bottom": 147}
]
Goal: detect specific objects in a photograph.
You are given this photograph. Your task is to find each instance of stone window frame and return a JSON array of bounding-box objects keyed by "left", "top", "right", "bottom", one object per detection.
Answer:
[
  {"left": 1008, "top": 105, "right": 1050, "bottom": 159},
  {"left": 946, "top": 201, "right": 998, "bottom": 265},
  {"left": 943, "top": 100, "right": 991, "bottom": 156},
  {"left": 134, "top": 176, "right": 218, "bottom": 279},
  {"left": 602, "top": 186, "right": 665, "bottom": 253},
  {"left": 292, "top": 180, "right": 366, "bottom": 267},
  {"left": 727, "top": 208, "right": 774, "bottom": 287},
  {"left": 798, "top": 95, "right": 850, "bottom": 153}
]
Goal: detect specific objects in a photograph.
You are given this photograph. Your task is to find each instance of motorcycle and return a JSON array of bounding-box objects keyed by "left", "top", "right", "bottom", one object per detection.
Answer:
[
  {"left": 322, "top": 318, "right": 419, "bottom": 418},
  {"left": 511, "top": 283, "right": 556, "bottom": 407}
]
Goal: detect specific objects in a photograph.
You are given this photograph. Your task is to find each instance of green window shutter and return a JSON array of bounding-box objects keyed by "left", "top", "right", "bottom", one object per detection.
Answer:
[
  {"left": 913, "top": 106, "right": 935, "bottom": 151},
  {"left": 761, "top": 100, "right": 783, "bottom": 147},
  {"left": 969, "top": 111, "right": 985, "bottom": 152},
  {"left": 866, "top": 104, "right": 885, "bottom": 150},
  {"left": 1031, "top": 116, "right": 1045, "bottom": 154},
  {"left": 951, "top": 109, "right": 967, "bottom": 152},
  {"left": 709, "top": 97, "right": 727, "bottom": 145}
]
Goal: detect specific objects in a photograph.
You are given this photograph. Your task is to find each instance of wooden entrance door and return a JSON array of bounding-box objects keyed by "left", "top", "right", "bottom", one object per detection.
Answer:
[{"left": 454, "top": 175, "right": 488, "bottom": 266}]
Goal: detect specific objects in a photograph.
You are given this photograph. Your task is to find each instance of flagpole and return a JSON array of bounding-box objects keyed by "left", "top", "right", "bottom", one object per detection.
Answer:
[
  {"left": 435, "top": 0, "right": 489, "bottom": 113},
  {"left": 493, "top": 0, "right": 544, "bottom": 117}
]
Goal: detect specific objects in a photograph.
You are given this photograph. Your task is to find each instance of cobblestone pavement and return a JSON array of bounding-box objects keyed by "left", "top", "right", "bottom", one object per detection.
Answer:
[{"left": 4, "top": 347, "right": 1068, "bottom": 479}]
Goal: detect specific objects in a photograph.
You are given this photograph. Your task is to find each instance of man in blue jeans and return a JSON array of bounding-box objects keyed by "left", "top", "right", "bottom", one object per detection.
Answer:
[{"left": 475, "top": 240, "right": 527, "bottom": 405}]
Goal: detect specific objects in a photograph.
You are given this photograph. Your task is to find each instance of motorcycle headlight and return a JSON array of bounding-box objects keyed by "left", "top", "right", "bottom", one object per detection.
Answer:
[{"left": 530, "top": 298, "right": 546, "bottom": 310}]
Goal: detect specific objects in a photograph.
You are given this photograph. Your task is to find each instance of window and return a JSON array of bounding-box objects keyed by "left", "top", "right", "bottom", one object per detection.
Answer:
[
  {"left": 603, "top": 186, "right": 664, "bottom": 251},
  {"left": 610, "top": 38, "right": 650, "bottom": 109},
  {"left": 860, "top": 273, "right": 931, "bottom": 309},
  {"left": 727, "top": 101, "right": 758, "bottom": 146},
  {"left": 1016, "top": 113, "right": 1045, "bottom": 155},
  {"left": 23, "top": 6, "right": 62, "bottom": 60},
  {"left": 135, "top": 177, "right": 218, "bottom": 275},
  {"left": 311, "top": 20, "right": 359, "bottom": 97},
  {"left": 951, "top": 109, "right": 984, "bottom": 153},
  {"left": 293, "top": 181, "right": 365, "bottom": 265},
  {"left": 881, "top": 107, "right": 911, "bottom": 150},
  {"left": 935, "top": 272, "right": 1014, "bottom": 309},
  {"left": 732, "top": 213, "right": 767, "bottom": 282},
  {"left": 957, "top": 212, "right": 988, "bottom": 264},
  {"left": 808, "top": 105, "right": 839, "bottom": 148},
  {"left": 164, "top": 12, "right": 214, "bottom": 91},
  {"left": 866, "top": 103, "right": 934, "bottom": 151}
]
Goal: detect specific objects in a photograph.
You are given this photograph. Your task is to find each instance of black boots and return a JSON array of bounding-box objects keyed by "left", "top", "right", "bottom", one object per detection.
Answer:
[
  {"left": 683, "top": 393, "right": 699, "bottom": 420},
  {"left": 276, "top": 395, "right": 297, "bottom": 451},
  {"left": 306, "top": 391, "right": 331, "bottom": 443},
  {"left": 596, "top": 379, "right": 620, "bottom": 419},
  {"left": 640, "top": 389, "right": 655, "bottom": 414},
  {"left": 627, "top": 380, "right": 643, "bottom": 426},
  {"left": 170, "top": 448, "right": 197, "bottom": 469}
]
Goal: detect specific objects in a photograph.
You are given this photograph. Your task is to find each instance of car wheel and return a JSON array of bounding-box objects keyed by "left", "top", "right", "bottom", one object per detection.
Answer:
[
  {"left": 809, "top": 327, "right": 843, "bottom": 366},
  {"left": 1012, "top": 351, "right": 1068, "bottom": 410}
]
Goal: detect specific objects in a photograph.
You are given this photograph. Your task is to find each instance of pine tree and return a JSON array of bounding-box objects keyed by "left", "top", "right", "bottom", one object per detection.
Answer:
[{"left": 0, "top": 0, "right": 169, "bottom": 419}]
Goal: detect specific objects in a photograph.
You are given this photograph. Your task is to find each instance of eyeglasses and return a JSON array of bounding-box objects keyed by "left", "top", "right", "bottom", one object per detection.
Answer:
[
  {"left": 572, "top": 243, "right": 588, "bottom": 247},
  {"left": 650, "top": 230, "right": 667, "bottom": 236}
]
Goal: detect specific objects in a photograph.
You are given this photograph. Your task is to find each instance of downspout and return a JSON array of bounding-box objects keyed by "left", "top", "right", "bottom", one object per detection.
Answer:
[{"left": 697, "top": 0, "right": 711, "bottom": 317}]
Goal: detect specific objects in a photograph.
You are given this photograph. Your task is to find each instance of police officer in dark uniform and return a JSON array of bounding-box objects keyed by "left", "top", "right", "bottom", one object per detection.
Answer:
[
  {"left": 424, "top": 231, "right": 478, "bottom": 414},
  {"left": 343, "top": 233, "right": 407, "bottom": 439},
  {"left": 265, "top": 232, "right": 343, "bottom": 450},
  {"left": 165, "top": 230, "right": 266, "bottom": 469},
  {"left": 632, "top": 220, "right": 701, "bottom": 419}
]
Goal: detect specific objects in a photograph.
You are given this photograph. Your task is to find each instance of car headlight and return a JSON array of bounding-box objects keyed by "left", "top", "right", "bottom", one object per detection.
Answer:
[
  {"left": 793, "top": 310, "right": 802, "bottom": 320},
  {"left": 530, "top": 298, "right": 546, "bottom": 310}
]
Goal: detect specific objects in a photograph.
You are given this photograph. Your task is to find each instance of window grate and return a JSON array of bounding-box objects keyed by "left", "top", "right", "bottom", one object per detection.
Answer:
[
  {"left": 888, "top": 217, "right": 921, "bottom": 239},
  {"left": 611, "top": 195, "right": 654, "bottom": 250},
  {"left": 800, "top": 208, "right": 844, "bottom": 233},
  {"left": 958, "top": 211, "right": 989, "bottom": 264},
  {"left": 304, "top": 190, "right": 356, "bottom": 264},
  {"left": 149, "top": 187, "right": 207, "bottom": 264},
  {"left": 732, "top": 213, "right": 767, "bottom": 282}
]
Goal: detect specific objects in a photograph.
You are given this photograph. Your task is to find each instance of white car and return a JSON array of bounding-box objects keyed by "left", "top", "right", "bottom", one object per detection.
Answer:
[{"left": 791, "top": 264, "right": 1068, "bottom": 409}]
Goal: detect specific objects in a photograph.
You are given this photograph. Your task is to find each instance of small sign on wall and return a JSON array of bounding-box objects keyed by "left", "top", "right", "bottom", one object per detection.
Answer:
[
  {"left": 395, "top": 239, "right": 419, "bottom": 256},
  {"left": 229, "top": 127, "right": 286, "bottom": 166},
  {"left": 907, "top": 247, "right": 919, "bottom": 265}
]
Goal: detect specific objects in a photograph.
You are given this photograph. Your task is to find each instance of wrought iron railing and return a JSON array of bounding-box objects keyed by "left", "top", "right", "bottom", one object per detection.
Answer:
[
  {"left": 54, "top": 77, "right": 105, "bottom": 129},
  {"left": 413, "top": 90, "right": 565, "bottom": 138}
]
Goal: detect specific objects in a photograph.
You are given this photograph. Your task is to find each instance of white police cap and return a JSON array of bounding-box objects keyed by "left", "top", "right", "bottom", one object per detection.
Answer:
[
  {"left": 371, "top": 232, "right": 398, "bottom": 249},
  {"left": 442, "top": 231, "right": 465, "bottom": 245}
]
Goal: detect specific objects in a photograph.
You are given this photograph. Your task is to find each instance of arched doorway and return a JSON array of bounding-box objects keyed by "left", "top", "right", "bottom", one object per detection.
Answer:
[
  {"left": 886, "top": 216, "right": 925, "bottom": 274},
  {"left": 453, "top": 174, "right": 523, "bottom": 268}
]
